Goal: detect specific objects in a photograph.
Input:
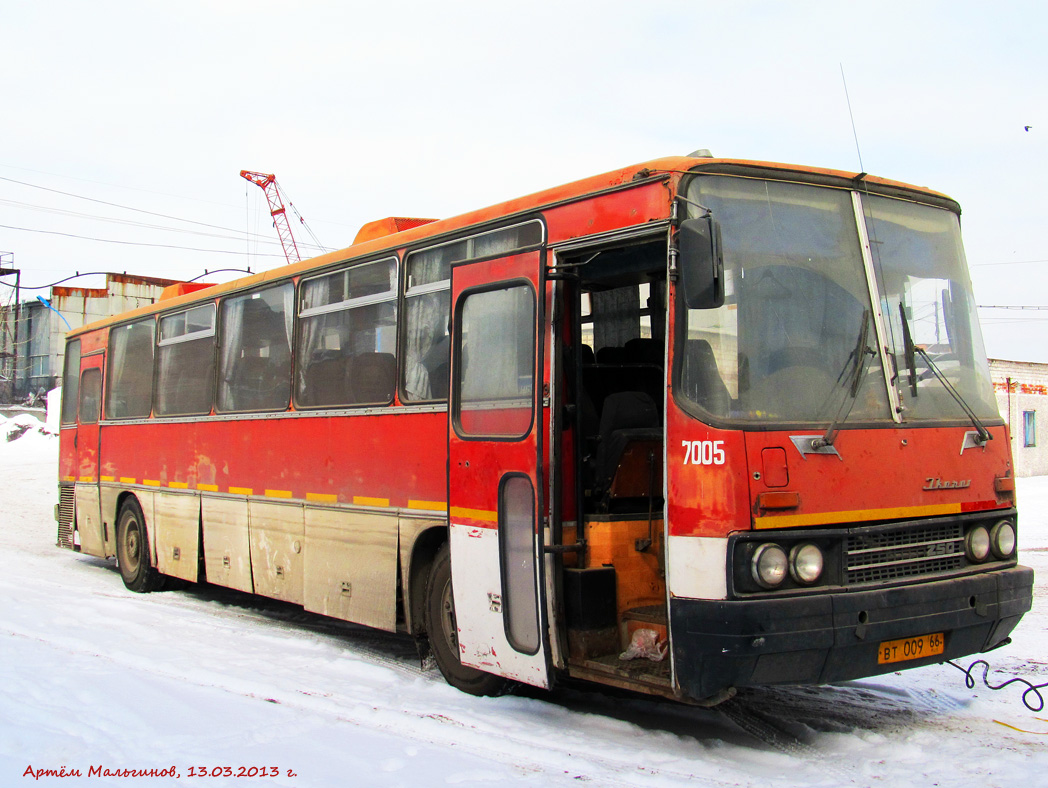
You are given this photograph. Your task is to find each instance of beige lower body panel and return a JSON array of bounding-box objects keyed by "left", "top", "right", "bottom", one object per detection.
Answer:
[
  {"left": 99, "top": 485, "right": 122, "bottom": 558},
  {"left": 201, "top": 497, "right": 253, "bottom": 594},
  {"left": 74, "top": 484, "right": 105, "bottom": 558},
  {"left": 303, "top": 507, "right": 398, "bottom": 631},
  {"left": 249, "top": 499, "right": 305, "bottom": 604},
  {"left": 153, "top": 491, "right": 201, "bottom": 582}
]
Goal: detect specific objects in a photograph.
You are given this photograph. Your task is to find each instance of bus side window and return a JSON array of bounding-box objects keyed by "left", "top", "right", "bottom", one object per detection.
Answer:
[
  {"left": 61, "top": 340, "right": 81, "bottom": 425},
  {"left": 155, "top": 304, "right": 217, "bottom": 416},
  {"left": 218, "top": 283, "right": 293, "bottom": 412},
  {"left": 296, "top": 259, "right": 398, "bottom": 408},
  {"left": 107, "top": 319, "right": 155, "bottom": 419},
  {"left": 78, "top": 368, "right": 102, "bottom": 425}
]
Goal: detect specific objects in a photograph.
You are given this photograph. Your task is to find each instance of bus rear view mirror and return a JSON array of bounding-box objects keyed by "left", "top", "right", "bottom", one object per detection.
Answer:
[{"left": 679, "top": 216, "right": 724, "bottom": 309}]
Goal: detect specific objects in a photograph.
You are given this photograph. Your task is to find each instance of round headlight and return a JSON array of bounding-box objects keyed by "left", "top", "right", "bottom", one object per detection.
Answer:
[
  {"left": 966, "top": 525, "right": 991, "bottom": 562},
  {"left": 752, "top": 544, "right": 788, "bottom": 589},
  {"left": 990, "top": 520, "right": 1016, "bottom": 559},
  {"left": 789, "top": 543, "right": 824, "bottom": 585}
]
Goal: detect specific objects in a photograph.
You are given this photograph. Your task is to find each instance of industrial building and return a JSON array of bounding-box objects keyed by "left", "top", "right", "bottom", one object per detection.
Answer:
[
  {"left": 0, "top": 272, "right": 180, "bottom": 401},
  {"left": 990, "top": 359, "right": 1048, "bottom": 477}
]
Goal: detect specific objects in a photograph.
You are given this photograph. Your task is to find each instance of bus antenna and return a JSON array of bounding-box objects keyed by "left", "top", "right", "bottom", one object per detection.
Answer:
[{"left": 840, "top": 64, "right": 866, "bottom": 174}]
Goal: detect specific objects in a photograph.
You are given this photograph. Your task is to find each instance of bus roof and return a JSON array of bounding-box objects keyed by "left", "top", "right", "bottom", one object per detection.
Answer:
[{"left": 66, "top": 154, "right": 955, "bottom": 338}]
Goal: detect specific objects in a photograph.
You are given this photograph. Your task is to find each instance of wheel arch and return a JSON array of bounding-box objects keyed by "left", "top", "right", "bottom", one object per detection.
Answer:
[{"left": 405, "top": 523, "right": 448, "bottom": 638}]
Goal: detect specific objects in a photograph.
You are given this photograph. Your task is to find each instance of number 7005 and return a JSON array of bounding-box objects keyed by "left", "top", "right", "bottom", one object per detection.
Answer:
[{"left": 682, "top": 440, "right": 725, "bottom": 466}]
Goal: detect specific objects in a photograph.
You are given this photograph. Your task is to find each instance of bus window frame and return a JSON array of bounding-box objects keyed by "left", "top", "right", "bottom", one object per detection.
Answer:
[
  {"left": 215, "top": 281, "right": 295, "bottom": 415},
  {"left": 293, "top": 255, "right": 400, "bottom": 410},
  {"left": 105, "top": 316, "right": 157, "bottom": 421},
  {"left": 154, "top": 302, "right": 218, "bottom": 418}
]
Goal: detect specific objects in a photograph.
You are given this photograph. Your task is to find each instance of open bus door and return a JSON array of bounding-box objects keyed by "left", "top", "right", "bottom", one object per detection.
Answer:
[
  {"left": 447, "top": 250, "right": 552, "bottom": 688},
  {"left": 74, "top": 350, "right": 106, "bottom": 557}
]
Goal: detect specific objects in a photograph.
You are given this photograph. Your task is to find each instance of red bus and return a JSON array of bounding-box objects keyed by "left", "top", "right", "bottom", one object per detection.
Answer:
[{"left": 58, "top": 153, "right": 1033, "bottom": 704}]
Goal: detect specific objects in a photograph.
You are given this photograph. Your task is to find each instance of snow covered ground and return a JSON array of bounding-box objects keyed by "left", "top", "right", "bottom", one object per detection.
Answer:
[{"left": 1, "top": 418, "right": 1046, "bottom": 787}]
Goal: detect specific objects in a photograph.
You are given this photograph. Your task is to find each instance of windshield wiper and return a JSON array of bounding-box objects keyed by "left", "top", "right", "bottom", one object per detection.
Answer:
[
  {"left": 898, "top": 304, "right": 992, "bottom": 445},
  {"left": 899, "top": 303, "right": 919, "bottom": 398},
  {"left": 812, "top": 310, "right": 876, "bottom": 449}
]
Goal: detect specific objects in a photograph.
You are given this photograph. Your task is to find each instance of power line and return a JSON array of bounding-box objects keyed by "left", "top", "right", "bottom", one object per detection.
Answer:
[
  {"left": 0, "top": 268, "right": 252, "bottom": 291},
  {"left": 0, "top": 223, "right": 287, "bottom": 258},
  {"left": 978, "top": 305, "right": 1048, "bottom": 310},
  {"left": 972, "top": 258, "right": 1048, "bottom": 267},
  {"left": 0, "top": 174, "right": 335, "bottom": 254}
]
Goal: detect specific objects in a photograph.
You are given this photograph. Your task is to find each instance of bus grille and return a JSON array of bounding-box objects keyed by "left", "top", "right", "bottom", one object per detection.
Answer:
[
  {"left": 844, "top": 522, "right": 965, "bottom": 585},
  {"left": 57, "top": 485, "right": 75, "bottom": 549}
]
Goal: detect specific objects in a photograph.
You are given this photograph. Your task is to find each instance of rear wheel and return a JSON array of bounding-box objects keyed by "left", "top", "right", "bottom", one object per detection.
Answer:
[
  {"left": 116, "top": 497, "right": 164, "bottom": 593},
  {"left": 424, "top": 542, "right": 509, "bottom": 696}
]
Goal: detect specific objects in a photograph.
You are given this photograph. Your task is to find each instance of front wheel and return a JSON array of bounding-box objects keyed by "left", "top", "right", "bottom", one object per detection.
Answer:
[
  {"left": 424, "top": 542, "right": 509, "bottom": 696},
  {"left": 116, "top": 497, "right": 164, "bottom": 593}
]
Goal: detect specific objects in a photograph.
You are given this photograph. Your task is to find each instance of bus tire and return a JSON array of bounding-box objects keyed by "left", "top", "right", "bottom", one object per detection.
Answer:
[
  {"left": 116, "top": 497, "right": 164, "bottom": 593},
  {"left": 424, "top": 542, "right": 510, "bottom": 697}
]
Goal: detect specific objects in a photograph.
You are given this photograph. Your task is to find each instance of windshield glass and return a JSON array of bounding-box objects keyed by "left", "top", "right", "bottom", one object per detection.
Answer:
[
  {"left": 862, "top": 194, "right": 998, "bottom": 420},
  {"left": 680, "top": 175, "right": 891, "bottom": 424}
]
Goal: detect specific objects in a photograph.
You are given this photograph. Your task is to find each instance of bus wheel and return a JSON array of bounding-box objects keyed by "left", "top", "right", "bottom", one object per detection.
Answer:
[
  {"left": 424, "top": 542, "right": 510, "bottom": 696},
  {"left": 116, "top": 498, "right": 164, "bottom": 593}
]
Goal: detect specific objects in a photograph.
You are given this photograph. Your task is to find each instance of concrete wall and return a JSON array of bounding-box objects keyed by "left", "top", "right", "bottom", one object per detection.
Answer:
[{"left": 990, "top": 359, "right": 1048, "bottom": 477}]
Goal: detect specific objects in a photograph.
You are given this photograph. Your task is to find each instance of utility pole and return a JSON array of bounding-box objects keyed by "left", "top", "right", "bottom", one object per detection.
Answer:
[{"left": 0, "top": 253, "right": 20, "bottom": 401}]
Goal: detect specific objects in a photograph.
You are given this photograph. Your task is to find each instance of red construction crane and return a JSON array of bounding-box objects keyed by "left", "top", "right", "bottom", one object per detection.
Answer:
[{"left": 240, "top": 170, "right": 301, "bottom": 264}]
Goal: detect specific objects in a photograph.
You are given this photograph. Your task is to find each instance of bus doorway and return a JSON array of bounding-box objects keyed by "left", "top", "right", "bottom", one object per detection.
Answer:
[{"left": 554, "top": 233, "right": 672, "bottom": 696}]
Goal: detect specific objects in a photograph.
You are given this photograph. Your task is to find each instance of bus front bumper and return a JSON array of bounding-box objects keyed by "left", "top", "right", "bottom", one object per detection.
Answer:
[{"left": 669, "top": 565, "right": 1034, "bottom": 702}]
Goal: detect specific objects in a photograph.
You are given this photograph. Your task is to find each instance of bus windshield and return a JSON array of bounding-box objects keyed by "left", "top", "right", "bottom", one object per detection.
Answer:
[{"left": 679, "top": 174, "right": 997, "bottom": 426}]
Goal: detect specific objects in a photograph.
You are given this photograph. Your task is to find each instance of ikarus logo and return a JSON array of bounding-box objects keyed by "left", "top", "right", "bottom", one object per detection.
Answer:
[{"left": 923, "top": 477, "right": 971, "bottom": 491}]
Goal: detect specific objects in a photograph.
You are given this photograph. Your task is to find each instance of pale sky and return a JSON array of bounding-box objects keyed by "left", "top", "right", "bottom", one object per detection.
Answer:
[{"left": 3, "top": 0, "right": 1046, "bottom": 359}]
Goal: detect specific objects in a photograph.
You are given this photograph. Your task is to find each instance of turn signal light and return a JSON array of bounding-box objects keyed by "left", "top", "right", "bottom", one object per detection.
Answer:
[{"left": 758, "top": 491, "right": 801, "bottom": 510}]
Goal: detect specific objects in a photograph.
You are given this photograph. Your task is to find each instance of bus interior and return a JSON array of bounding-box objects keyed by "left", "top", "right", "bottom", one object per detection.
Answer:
[{"left": 557, "top": 233, "right": 672, "bottom": 692}]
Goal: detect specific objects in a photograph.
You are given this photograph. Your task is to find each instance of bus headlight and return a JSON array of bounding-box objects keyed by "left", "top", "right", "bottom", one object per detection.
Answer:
[
  {"left": 789, "top": 543, "right": 824, "bottom": 585},
  {"left": 965, "top": 525, "right": 991, "bottom": 562},
  {"left": 752, "top": 544, "right": 788, "bottom": 589},
  {"left": 990, "top": 520, "right": 1016, "bottom": 559}
]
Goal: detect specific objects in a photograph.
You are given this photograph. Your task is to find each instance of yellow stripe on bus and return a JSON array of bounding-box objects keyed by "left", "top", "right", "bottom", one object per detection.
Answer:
[
  {"left": 754, "top": 502, "right": 963, "bottom": 530},
  {"left": 143, "top": 480, "right": 162, "bottom": 487},
  {"left": 449, "top": 506, "right": 498, "bottom": 523},
  {"left": 229, "top": 486, "right": 253, "bottom": 496},
  {"left": 168, "top": 481, "right": 189, "bottom": 489},
  {"left": 408, "top": 499, "right": 446, "bottom": 511},
  {"left": 119, "top": 477, "right": 136, "bottom": 484},
  {"left": 198, "top": 484, "right": 219, "bottom": 492},
  {"left": 100, "top": 475, "right": 115, "bottom": 482},
  {"left": 265, "top": 489, "right": 293, "bottom": 499},
  {"left": 353, "top": 496, "right": 390, "bottom": 508},
  {"left": 78, "top": 476, "right": 95, "bottom": 483},
  {"left": 61, "top": 476, "right": 76, "bottom": 483},
  {"left": 307, "top": 492, "right": 338, "bottom": 503}
]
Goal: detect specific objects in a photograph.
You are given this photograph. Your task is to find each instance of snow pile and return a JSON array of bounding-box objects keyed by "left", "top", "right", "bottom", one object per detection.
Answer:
[
  {"left": 0, "top": 412, "right": 55, "bottom": 445},
  {"left": 0, "top": 432, "right": 1046, "bottom": 787}
]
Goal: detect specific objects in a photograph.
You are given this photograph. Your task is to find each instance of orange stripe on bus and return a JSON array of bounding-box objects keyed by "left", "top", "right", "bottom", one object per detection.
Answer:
[
  {"left": 353, "top": 496, "right": 389, "bottom": 508},
  {"left": 307, "top": 492, "right": 338, "bottom": 503},
  {"left": 265, "top": 489, "right": 293, "bottom": 499},
  {"left": 450, "top": 506, "right": 498, "bottom": 523},
  {"left": 61, "top": 476, "right": 76, "bottom": 483},
  {"left": 754, "top": 503, "right": 962, "bottom": 530},
  {"left": 408, "top": 499, "right": 446, "bottom": 511},
  {"left": 198, "top": 484, "right": 219, "bottom": 492},
  {"left": 78, "top": 476, "right": 95, "bottom": 483},
  {"left": 229, "top": 486, "right": 253, "bottom": 495}
]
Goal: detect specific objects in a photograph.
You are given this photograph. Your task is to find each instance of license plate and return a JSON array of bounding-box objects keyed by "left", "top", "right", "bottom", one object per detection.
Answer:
[{"left": 878, "top": 632, "right": 944, "bottom": 664}]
